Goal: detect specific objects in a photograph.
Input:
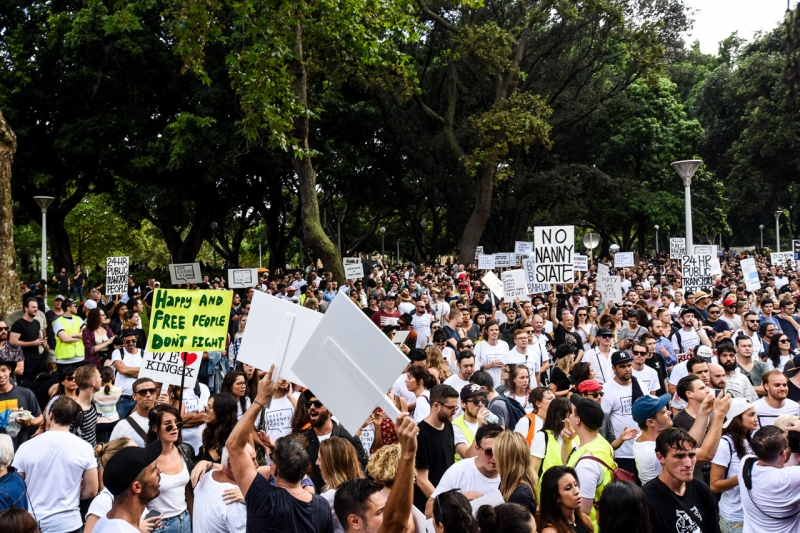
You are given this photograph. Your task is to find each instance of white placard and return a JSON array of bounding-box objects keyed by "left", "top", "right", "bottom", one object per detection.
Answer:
[
  {"left": 138, "top": 349, "right": 202, "bottom": 388},
  {"left": 474, "top": 246, "right": 484, "bottom": 260},
  {"left": 614, "top": 252, "right": 634, "bottom": 267},
  {"left": 469, "top": 489, "right": 505, "bottom": 515},
  {"left": 771, "top": 252, "right": 794, "bottom": 266},
  {"left": 670, "top": 238, "right": 686, "bottom": 260},
  {"left": 741, "top": 257, "right": 761, "bottom": 291},
  {"left": 573, "top": 254, "right": 588, "bottom": 271},
  {"left": 514, "top": 241, "right": 533, "bottom": 255},
  {"left": 502, "top": 270, "right": 530, "bottom": 301},
  {"left": 343, "top": 258, "right": 364, "bottom": 280},
  {"left": 236, "top": 291, "right": 323, "bottom": 385},
  {"left": 391, "top": 330, "right": 410, "bottom": 347},
  {"left": 169, "top": 263, "right": 203, "bottom": 285},
  {"left": 227, "top": 268, "right": 258, "bottom": 289},
  {"left": 481, "top": 271, "right": 505, "bottom": 300},
  {"left": 693, "top": 245, "right": 713, "bottom": 256},
  {"left": 597, "top": 276, "right": 622, "bottom": 304},
  {"left": 493, "top": 253, "right": 511, "bottom": 268},
  {"left": 709, "top": 257, "right": 722, "bottom": 276},
  {"left": 597, "top": 263, "right": 610, "bottom": 277},
  {"left": 478, "top": 254, "right": 495, "bottom": 270},
  {"left": 533, "top": 226, "right": 574, "bottom": 284},
  {"left": 105, "top": 256, "right": 129, "bottom": 296},
  {"left": 682, "top": 255, "right": 713, "bottom": 293},
  {"left": 291, "top": 294, "right": 410, "bottom": 433},
  {"left": 522, "top": 259, "right": 551, "bottom": 294}
]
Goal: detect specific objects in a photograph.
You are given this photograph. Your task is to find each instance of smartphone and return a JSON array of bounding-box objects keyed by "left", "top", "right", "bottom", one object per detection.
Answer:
[
  {"left": 714, "top": 389, "right": 723, "bottom": 398},
  {"left": 789, "top": 431, "right": 800, "bottom": 454},
  {"left": 145, "top": 510, "right": 161, "bottom": 520}
]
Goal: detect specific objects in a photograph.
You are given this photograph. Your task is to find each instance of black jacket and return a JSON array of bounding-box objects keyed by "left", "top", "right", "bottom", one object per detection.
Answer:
[{"left": 301, "top": 421, "right": 369, "bottom": 492}]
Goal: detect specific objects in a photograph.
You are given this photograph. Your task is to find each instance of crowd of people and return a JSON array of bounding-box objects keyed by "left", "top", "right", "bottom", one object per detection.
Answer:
[{"left": 2, "top": 252, "right": 800, "bottom": 533}]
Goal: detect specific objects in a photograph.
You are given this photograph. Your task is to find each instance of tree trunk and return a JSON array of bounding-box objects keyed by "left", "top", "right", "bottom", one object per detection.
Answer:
[
  {"left": 456, "top": 163, "right": 495, "bottom": 264},
  {"left": 0, "top": 111, "right": 23, "bottom": 315},
  {"left": 291, "top": 24, "right": 344, "bottom": 282},
  {"left": 49, "top": 216, "right": 76, "bottom": 271}
]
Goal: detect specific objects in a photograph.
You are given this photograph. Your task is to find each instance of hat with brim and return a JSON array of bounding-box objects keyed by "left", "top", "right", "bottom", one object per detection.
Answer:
[
  {"left": 723, "top": 398, "right": 754, "bottom": 429},
  {"left": 0, "top": 360, "right": 16, "bottom": 372},
  {"left": 679, "top": 308, "right": 695, "bottom": 318},
  {"left": 103, "top": 441, "right": 163, "bottom": 496},
  {"left": 632, "top": 393, "right": 671, "bottom": 424},
  {"left": 693, "top": 291, "right": 709, "bottom": 300}
]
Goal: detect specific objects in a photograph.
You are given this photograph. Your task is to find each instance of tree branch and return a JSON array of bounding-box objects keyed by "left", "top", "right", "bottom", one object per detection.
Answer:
[{"left": 415, "top": 0, "right": 460, "bottom": 33}]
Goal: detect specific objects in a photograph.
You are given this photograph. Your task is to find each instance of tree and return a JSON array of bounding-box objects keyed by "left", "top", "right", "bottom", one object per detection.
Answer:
[{"left": 0, "top": 111, "right": 22, "bottom": 315}]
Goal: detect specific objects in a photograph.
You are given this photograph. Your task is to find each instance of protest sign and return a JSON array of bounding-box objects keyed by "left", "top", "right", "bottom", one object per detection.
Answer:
[
  {"left": 493, "top": 253, "right": 511, "bottom": 268},
  {"left": 681, "top": 255, "right": 713, "bottom": 293},
  {"left": 693, "top": 245, "right": 713, "bottom": 256},
  {"left": 573, "top": 254, "right": 588, "bottom": 271},
  {"left": 502, "top": 270, "right": 530, "bottom": 301},
  {"left": 741, "top": 257, "right": 761, "bottom": 291},
  {"left": 139, "top": 350, "right": 203, "bottom": 388},
  {"left": 597, "top": 276, "right": 622, "bottom": 304},
  {"left": 291, "top": 293, "right": 410, "bottom": 434},
  {"left": 481, "top": 271, "right": 505, "bottom": 300},
  {"left": 709, "top": 257, "right": 722, "bottom": 275},
  {"left": 474, "top": 246, "right": 484, "bottom": 259},
  {"left": 770, "top": 252, "right": 794, "bottom": 266},
  {"left": 614, "top": 252, "right": 634, "bottom": 267},
  {"left": 169, "top": 263, "right": 203, "bottom": 285},
  {"left": 670, "top": 238, "right": 686, "bottom": 260},
  {"left": 514, "top": 241, "right": 533, "bottom": 255},
  {"left": 227, "top": 268, "right": 258, "bottom": 289},
  {"left": 236, "top": 291, "right": 322, "bottom": 386},
  {"left": 522, "top": 259, "right": 552, "bottom": 295},
  {"left": 343, "top": 258, "right": 364, "bottom": 280},
  {"left": 597, "top": 263, "right": 610, "bottom": 277},
  {"left": 105, "top": 256, "right": 129, "bottom": 296},
  {"left": 793, "top": 240, "right": 800, "bottom": 261},
  {"left": 147, "top": 289, "right": 233, "bottom": 352},
  {"left": 478, "top": 254, "right": 495, "bottom": 269},
  {"left": 533, "top": 226, "right": 574, "bottom": 284}
]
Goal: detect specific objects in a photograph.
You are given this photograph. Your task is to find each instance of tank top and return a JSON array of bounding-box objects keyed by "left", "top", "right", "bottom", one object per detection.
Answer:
[{"left": 149, "top": 459, "right": 189, "bottom": 518}]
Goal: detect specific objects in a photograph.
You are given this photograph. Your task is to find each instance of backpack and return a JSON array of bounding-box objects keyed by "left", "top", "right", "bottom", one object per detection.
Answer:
[{"left": 490, "top": 395, "right": 526, "bottom": 430}]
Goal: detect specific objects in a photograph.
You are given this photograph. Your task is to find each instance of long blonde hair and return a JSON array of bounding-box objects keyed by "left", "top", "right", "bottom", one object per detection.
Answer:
[
  {"left": 319, "top": 437, "right": 365, "bottom": 492},
  {"left": 426, "top": 346, "right": 451, "bottom": 382},
  {"left": 494, "top": 431, "right": 537, "bottom": 503}
]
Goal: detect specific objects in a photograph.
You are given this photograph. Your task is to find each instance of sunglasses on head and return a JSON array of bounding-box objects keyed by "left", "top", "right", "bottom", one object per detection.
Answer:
[
  {"left": 164, "top": 421, "right": 184, "bottom": 432},
  {"left": 306, "top": 400, "right": 323, "bottom": 409},
  {"left": 136, "top": 387, "right": 157, "bottom": 396}
]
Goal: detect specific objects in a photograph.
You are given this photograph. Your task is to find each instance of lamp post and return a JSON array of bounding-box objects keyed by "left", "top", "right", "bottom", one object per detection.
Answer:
[
  {"left": 380, "top": 227, "right": 386, "bottom": 264},
  {"left": 396, "top": 240, "right": 401, "bottom": 264},
  {"left": 210, "top": 221, "right": 219, "bottom": 269},
  {"left": 420, "top": 221, "right": 428, "bottom": 261},
  {"left": 775, "top": 211, "right": 783, "bottom": 252},
  {"left": 759, "top": 224, "right": 765, "bottom": 250},
  {"left": 654, "top": 225, "right": 660, "bottom": 255},
  {"left": 527, "top": 226, "right": 533, "bottom": 241},
  {"left": 334, "top": 208, "right": 346, "bottom": 256},
  {"left": 33, "top": 196, "right": 54, "bottom": 281},
  {"left": 670, "top": 160, "right": 703, "bottom": 256}
]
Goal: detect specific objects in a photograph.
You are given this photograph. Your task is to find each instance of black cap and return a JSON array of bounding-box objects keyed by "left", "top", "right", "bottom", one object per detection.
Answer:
[
  {"left": 398, "top": 313, "right": 414, "bottom": 325},
  {"left": 103, "top": 441, "right": 162, "bottom": 496},
  {"left": 611, "top": 350, "right": 633, "bottom": 366},
  {"left": 460, "top": 383, "right": 487, "bottom": 401},
  {"left": 627, "top": 310, "right": 639, "bottom": 318},
  {"left": 680, "top": 308, "right": 695, "bottom": 318},
  {"left": 382, "top": 324, "right": 399, "bottom": 335},
  {"left": 554, "top": 344, "right": 576, "bottom": 360},
  {"left": 569, "top": 394, "right": 604, "bottom": 431},
  {"left": 596, "top": 327, "right": 613, "bottom": 337},
  {"left": 0, "top": 359, "right": 16, "bottom": 372},
  {"left": 121, "top": 328, "right": 138, "bottom": 339}
]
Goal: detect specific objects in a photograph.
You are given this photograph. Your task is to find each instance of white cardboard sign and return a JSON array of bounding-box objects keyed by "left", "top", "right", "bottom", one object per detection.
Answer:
[
  {"left": 522, "top": 259, "right": 551, "bottom": 294},
  {"left": 343, "top": 258, "right": 364, "bottom": 280},
  {"left": 709, "top": 257, "right": 722, "bottom": 276},
  {"left": 236, "top": 291, "right": 322, "bottom": 386},
  {"left": 597, "top": 263, "right": 610, "bottom": 277},
  {"left": 573, "top": 254, "right": 588, "bottom": 271},
  {"left": 138, "top": 348, "right": 203, "bottom": 388},
  {"left": 474, "top": 246, "right": 484, "bottom": 259},
  {"left": 670, "top": 238, "right": 686, "bottom": 260},
  {"left": 227, "top": 268, "right": 258, "bottom": 289},
  {"left": 493, "top": 253, "right": 511, "bottom": 268},
  {"left": 614, "top": 252, "right": 634, "bottom": 267},
  {"left": 514, "top": 241, "right": 533, "bottom": 255},
  {"left": 771, "top": 252, "right": 794, "bottom": 266},
  {"left": 105, "top": 256, "right": 129, "bottom": 296},
  {"left": 478, "top": 254, "right": 495, "bottom": 270},
  {"left": 502, "top": 270, "right": 530, "bottom": 301},
  {"left": 597, "top": 276, "right": 622, "bottom": 304},
  {"left": 291, "top": 294, "right": 410, "bottom": 433},
  {"left": 694, "top": 245, "right": 713, "bottom": 256},
  {"left": 481, "top": 271, "right": 505, "bottom": 300},
  {"left": 741, "top": 258, "right": 761, "bottom": 291},
  {"left": 682, "top": 255, "right": 713, "bottom": 293},
  {"left": 169, "top": 263, "right": 203, "bottom": 285},
  {"left": 532, "top": 226, "right": 574, "bottom": 284}
]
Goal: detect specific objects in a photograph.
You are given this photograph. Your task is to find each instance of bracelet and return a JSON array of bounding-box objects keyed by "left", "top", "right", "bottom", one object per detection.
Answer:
[{"left": 253, "top": 400, "right": 265, "bottom": 409}]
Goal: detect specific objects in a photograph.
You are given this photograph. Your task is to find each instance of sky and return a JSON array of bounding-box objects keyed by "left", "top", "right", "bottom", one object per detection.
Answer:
[{"left": 683, "top": 0, "right": 791, "bottom": 54}]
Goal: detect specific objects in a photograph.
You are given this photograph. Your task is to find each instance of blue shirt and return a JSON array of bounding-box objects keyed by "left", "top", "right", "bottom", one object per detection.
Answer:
[
  {"left": 776, "top": 314, "right": 800, "bottom": 351},
  {"left": 655, "top": 336, "right": 677, "bottom": 367},
  {"left": 0, "top": 467, "right": 28, "bottom": 511}
]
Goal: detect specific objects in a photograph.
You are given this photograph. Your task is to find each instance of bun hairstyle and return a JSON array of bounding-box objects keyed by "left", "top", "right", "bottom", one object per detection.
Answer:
[
  {"left": 95, "top": 437, "right": 134, "bottom": 468},
  {"left": 100, "top": 366, "right": 115, "bottom": 395},
  {"left": 476, "top": 503, "right": 531, "bottom": 533},
  {"left": 432, "top": 490, "right": 479, "bottom": 533}
]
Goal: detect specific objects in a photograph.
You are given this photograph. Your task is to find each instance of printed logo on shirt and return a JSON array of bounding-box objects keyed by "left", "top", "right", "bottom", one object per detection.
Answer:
[
  {"left": 265, "top": 408, "right": 293, "bottom": 432},
  {"left": 0, "top": 399, "right": 19, "bottom": 412},
  {"left": 674, "top": 507, "right": 703, "bottom": 533},
  {"left": 620, "top": 396, "right": 632, "bottom": 416}
]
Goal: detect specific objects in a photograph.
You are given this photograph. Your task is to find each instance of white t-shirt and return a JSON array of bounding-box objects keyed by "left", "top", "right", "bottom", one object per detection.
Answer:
[
  {"left": 430, "top": 457, "right": 501, "bottom": 498},
  {"left": 412, "top": 391, "right": 431, "bottom": 424},
  {"left": 52, "top": 315, "right": 86, "bottom": 364},
  {"left": 453, "top": 418, "right": 479, "bottom": 448},
  {"left": 582, "top": 348, "right": 614, "bottom": 385},
  {"left": 733, "top": 329, "right": 764, "bottom": 359},
  {"left": 473, "top": 340, "right": 509, "bottom": 388},
  {"left": 667, "top": 356, "right": 719, "bottom": 386},
  {"left": 359, "top": 424, "right": 376, "bottom": 457},
  {"left": 513, "top": 414, "right": 543, "bottom": 441},
  {"left": 92, "top": 517, "right": 141, "bottom": 533},
  {"left": 12, "top": 431, "right": 96, "bottom": 533},
  {"left": 193, "top": 473, "right": 248, "bottom": 533},
  {"left": 86, "top": 488, "right": 115, "bottom": 520},
  {"left": 670, "top": 328, "right": 701, "bottom": 359},
  {"left": 753, "top": 397, "right": 800, "bottom": 428},
  {"left": 632, "top": 365, "right": 660, "bottom": 394},
  {"left": 111, "top": 348, "right": 143, "bottom": 396},
  {"left": 504, "top": 348, "right": 540, "bottom": 387},
  {"left": 712, "top": 435, "right": 752, "bottom": 523},
  {"left": 149, "top": 461, "right": 190, "bottom": 517},
  {"left": 181, "top": 384, "right": 210, "bottom": 454},
  {"left": 392, "top": 373, "right": 417, "bottom": 407},
  {"left": 235, "top": 397, "right": 252, "bottom": 420},
  {"left": 110, "top": 411, "right": 150, "bottom": 447},
  {"left": 574, "top": 452, "right": 605, "bottom": 500},
  {"left": 601, "top": 380, "right": 636, "bottom": 459},
  {"left": 633, "top": 439, "right": 661, "bottom": 485},
  {"left": 740, "top": 456, "right": 800, "bottom": 533},
  {"left": 765, "top": 354, "right": 792, "bottom": 371},
  {"left": 258, "top": 394, "right": 295, "bottom": 442}
]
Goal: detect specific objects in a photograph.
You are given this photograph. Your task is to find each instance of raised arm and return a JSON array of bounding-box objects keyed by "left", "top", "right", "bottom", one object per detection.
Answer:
[{"left": 378, "top": 414, "right": 418, "bottom": 533}]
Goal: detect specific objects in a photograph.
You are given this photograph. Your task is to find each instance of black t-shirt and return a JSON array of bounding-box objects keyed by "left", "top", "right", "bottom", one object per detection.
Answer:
[
  {"left": 245, "top": 473, "right": 333, "bottom": 533},
  {"left": 672, "top": 409, "right": 695, "bottom": 431},
  {"left": 0, "top": 385, "right": 42, "bottom": 449},
  {"left": 508, "top": 483, "right": 537, "bottom": 516},
  {"left": 362, "top": 308, "right": 377, "bottom": 319},
  {"left": 644, "top": 477, "right": 720, "bottom": 533},
  {"left": 55, "top": 273, "right": 69, "bottom": 292},
  {"left": 10, "top": 319, "right": 41, "bottom": 361},
  {"left": 550, "top": 366, "right": 572, "bottom": 392},
  {"left": 471, "top": 298, "right": 493, "bottom": 315},
  {"left": 644, "top": 353, "right": 668, "bottom": 396},
  {"left": 414, "top": 420, "right": 455, "bottom": 511},
  {"left": 73, "top": 272, "right": 86, "bottom": 287}
]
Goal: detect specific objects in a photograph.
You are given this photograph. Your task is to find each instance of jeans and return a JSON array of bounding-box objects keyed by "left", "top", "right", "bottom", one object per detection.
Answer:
[
  {"left": 72, "top": 286, "right": 84, "bottom": 301},
  {"left": 719, "top": 517, "right": 743, "bottom": 533},
  {"left": 116, "top": 396, "right": 137, "bottom": 420},
  {"left": 154, "top": 509, "right": 191, "bottom": 533}
]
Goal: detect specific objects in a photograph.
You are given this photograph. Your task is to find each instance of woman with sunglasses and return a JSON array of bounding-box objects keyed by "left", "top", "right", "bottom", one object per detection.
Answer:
[
  {"left": 538, "top": 466, "right": 593, "bottom": 533},
  {"left": 42, "top": 368, "right": 79, "bottom": 430},
  {"left": 764, "top": 333, "right": 795, "bottom": 371},
  {"left": 82, "top": 308, "right": 115, "bottom": 370},
  {"left": 147, "top": 404, "right": 195, "bottom": 533},
  {"left": 575, "top": 308, "right": 596, "bottom": 353}
]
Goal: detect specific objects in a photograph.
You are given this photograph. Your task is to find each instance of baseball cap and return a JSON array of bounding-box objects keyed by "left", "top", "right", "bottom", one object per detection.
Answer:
[
  {"left": 383, "top": 294, "right": 396, "bottom": 300},
  {"left": 286, "top": 286, "right": 297, "bottom": 293},
  {"left": 121, "top": 328, "right": 138, "bottom": 339},
  {"left": 723, "top": 398, "right": 754, "bottom": 429},
  {"left": 569, "top": 394, "right": 605, "bottom": 430},
  {"left": 695, "top": 345, "right": 713, "bottom": 362},
  {"left": 680, "top": 308, "right": 695, "bottom": 318},
  {"left": 460, "top": 383, "right": 487, "bottom": 401},
  {"left": 632, "top": 393, "right": 671, "bottom": 424},
  {"left": 723, "top": 298, "right": 736, "bottom": 307},
  {"left": 103, "top": 441, "right": 162, "bottom": 496},
  {"left": 577, "top": 379, "right": 602, "bottom": 393},
  {"left": 154, "top": 281, "right": 161, "bottom": 286},
  {"left": 54, "top": 294, "right": 65, "bottom": 301},
  {"left": 611, "top": 350, "right": 633, "bottom": 366}
]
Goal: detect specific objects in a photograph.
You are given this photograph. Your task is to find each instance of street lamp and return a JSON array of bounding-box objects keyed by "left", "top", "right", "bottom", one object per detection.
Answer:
[
  {"left": 380, "top": 227, "right": 386, "bottom": 264},
  {"left": 775, "top": 211, "right": 783, "bottom": 252},
  {"left": 654, "top": 225, "right": 660, "bottom": 255},
  {"left": 420, "top": 221, "right": 428, "bottom": 261},
  {"left": 396, "top": 240, "right": 401, "bottom": 265},
  {"left": 670, "top": 159, "right": 703, "bottom": 255},
  {"left": 527, "top": 226, "right": 533, "bottom": 241},
  {"left": 334, "top": 208, "right": 346, "bottom": 256},
  {"left": 210, "top": 221, "right": 219, "bottom": 269},
  {"left": 759, "top": 224, "right": 765, "bottom": 250},
  {"left": 33, "top": 196, "right": 54, "bottom": 281}
]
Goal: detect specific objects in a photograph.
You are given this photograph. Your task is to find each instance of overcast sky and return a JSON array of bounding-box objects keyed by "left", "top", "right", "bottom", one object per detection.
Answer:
[{"left": 683, "top": 0, "right": 790, "bottom": 54}]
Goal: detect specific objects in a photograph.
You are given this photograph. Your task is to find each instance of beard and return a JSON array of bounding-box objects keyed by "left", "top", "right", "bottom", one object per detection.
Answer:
[
  {"left": 310, "top": 409, "right": 330, "bottom": 428},
  {"left": 720, "top": 361, "right": 736, "bottom": 372}
]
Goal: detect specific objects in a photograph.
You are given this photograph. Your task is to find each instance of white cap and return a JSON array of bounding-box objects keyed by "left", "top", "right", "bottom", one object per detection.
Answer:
[
  {"left": 696, "top": 345, "right": 713, "bottom": 361},
  {"left": 723, "top": 398, "right": 753, "bottom": 429}
]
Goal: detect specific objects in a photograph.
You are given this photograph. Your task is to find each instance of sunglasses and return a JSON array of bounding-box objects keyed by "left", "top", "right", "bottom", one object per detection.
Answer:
[
  {"left": 124, "top": 339, "right": 137, "bottom": 345},
  {"left": 439, "top": 403, "right": 459, "bottom": 412},
  {"left": 462, "top": 344, "right": 474, "bottom": 348},
  {"left": 632, "top": 350, "right": 647, "bottom": 356},
  {"left": 586, "top": 391, "right": 604, "bottom": 398},
  {"left": 708, "top": 310, "right": 720, "bottom": 314},
  {"left": 306, "top": 400, "right": 323, "bottom": 409},
  {"left": 468, "top": 398, "right": 487, "bottom": 406},
  {"left": 135, "top": 387, "right": 157, "bottom": 396},
  {"left": 0, "top": 327, "right": 7, "bottom": 331},
  {"left": 599, "top": 334, "right": 613, "bottom": 339},
  {"left": 164, "top": 421, "right": 184, "bottom": 432},
  {"left": 577, "top": 314, "right": 587, "bottom": 317},
  {"left": 63, "top": 375, "right": 76, "bottom": 382},
  {"left": 780, "top": 339, "right": 790, "bottom": 344},
  {"left": 480, "top": 447, "right": 493, "bottom": 457}
]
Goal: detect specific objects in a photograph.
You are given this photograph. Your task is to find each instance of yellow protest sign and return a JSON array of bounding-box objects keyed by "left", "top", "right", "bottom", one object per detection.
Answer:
[{"left": 147, "top": 289, "right": 233, "bottom": 352}]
